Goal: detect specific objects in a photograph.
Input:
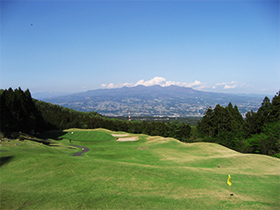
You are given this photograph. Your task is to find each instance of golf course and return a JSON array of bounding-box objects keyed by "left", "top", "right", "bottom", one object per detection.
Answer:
[{"left": 0, "top": 129, "right": 279, "bottom": 209}]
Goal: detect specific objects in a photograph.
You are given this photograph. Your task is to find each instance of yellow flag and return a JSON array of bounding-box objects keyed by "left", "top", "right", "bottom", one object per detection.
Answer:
[{"left": 227, "top": 175, "right": 232, "bottom": 186}]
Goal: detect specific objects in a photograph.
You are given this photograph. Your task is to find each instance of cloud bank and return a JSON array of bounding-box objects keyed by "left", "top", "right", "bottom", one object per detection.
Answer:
[
  {"left": 101, "top": 77, "right": 244, "bottom": 92},
  {"left": 101, "top": 77, "right": 202, "bottom": 89}
]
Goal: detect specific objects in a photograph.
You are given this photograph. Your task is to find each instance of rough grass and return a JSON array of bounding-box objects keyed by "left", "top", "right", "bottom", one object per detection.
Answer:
[{"left": 0, "top": 128, "right": 279, "bottom": 209}]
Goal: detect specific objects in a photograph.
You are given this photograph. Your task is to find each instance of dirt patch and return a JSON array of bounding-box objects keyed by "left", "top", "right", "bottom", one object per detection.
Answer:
[
  {"left": 116, "top": 137, "right": 138, "bottom": 142},
  {"left": 137, "top": 147, "right": 149, "bottom": 150}
]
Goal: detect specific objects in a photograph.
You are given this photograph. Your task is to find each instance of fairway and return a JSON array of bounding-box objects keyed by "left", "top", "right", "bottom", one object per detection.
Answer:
[{"left": 1, "top": 129, "right": 279, "bottom": 209}]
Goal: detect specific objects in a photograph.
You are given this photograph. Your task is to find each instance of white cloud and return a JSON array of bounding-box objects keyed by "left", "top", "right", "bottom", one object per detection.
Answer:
[
  {"left": 123, "top": 82, "right": 134, "bottom": 87},
  {"left": 184, "top": 80, "right": 202, "bottom": 88},
  {"left": 224, "top": 84, "right": 237, "bottom": 89},
  {"left": 100, "top": 77, "right": 245, "bottom": 92},
  {"left": 195, "top": 85, "right": 209, "bottom": 90},
  {"left": 135, "top": 79, "right": 145, "bottom": 86},
  {"left": 101, "top": 77, "right": 203, "bottom": 89},
  {"left": 107, "top": 83, "right": 116, "bottom": 88},
  {"left": 215, "top": 81, "right": 238, "bottom": 89},
  {"left": 135, "top": 77, "right": 166, "bottom": 86}
]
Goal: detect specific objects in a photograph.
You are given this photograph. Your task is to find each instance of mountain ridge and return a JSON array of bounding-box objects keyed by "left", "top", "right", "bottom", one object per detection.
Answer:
[{"left": 43, "top": 85, "right": 264, "bottom": 117}]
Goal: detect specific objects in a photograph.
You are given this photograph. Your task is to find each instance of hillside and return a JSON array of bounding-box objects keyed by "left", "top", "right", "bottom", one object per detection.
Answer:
[
  {"left": 1, "top": 129, "right": 279, "bottom": 209},
  {"left": 42, "top": 85, "right": 264, "bottom": 117},
  {"left": 1, "top": 87, "right": 279, "bottom": 157}
]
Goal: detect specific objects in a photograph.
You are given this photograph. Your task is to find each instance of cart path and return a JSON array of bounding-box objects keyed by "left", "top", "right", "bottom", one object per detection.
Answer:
[{"left": 70, "top": 144, "right": 90, "bottom": 156}]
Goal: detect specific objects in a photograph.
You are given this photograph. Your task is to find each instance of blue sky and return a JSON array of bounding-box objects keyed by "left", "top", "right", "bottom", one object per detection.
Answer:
[{"left": 1, "top": 0, "right": 279, "bottom": 95}]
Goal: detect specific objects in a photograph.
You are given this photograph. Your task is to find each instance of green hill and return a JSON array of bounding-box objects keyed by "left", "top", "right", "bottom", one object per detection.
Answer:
[{"left": 1, "top": 129, "right": 279, "bottom": 209}]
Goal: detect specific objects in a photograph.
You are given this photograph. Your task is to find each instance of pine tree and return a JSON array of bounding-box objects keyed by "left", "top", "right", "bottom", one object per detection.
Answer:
[
  {"left": 270, "top": 91, "right": 280, "bottom": 122},
  {"left": 243, "top": 110, "right": 259, "bottom": 137},
  {"left": 197, "top": 107, "right": 213, "bottom": 137},
  {"left": 256, "top": 96, "right": 272, "bottom": 133}
]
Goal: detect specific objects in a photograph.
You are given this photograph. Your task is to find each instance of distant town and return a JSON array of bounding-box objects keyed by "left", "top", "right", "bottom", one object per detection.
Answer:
[{"left": 44, "top": 85, "right": 264, "bottom": 118}]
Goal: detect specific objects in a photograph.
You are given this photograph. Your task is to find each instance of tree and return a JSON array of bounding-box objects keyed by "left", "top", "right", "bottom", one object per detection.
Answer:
[
  {"left": 0, "top": 90, "right": 14, "bottom": 135},
  {"left": 212, "top": 104, "right": 229, "bottom": 137},
  {"left": 256, "top": 96, "right": 272, "bottom": 132},
  {"left": 243, "top": 110, "right": 258, "bottom": 137},
  {"left": 197, "top": 107, "right": 213, "bottom": 137},
  {"left": 0, "top": 88, "right": 49, "bottom": 135},
  {"left": 270, "top": 91, "right": 280, "bottom": 122},
  {"left": 197, "top": 103, "right": 244, "bottom": 148},
  {"left": 176, "top": 123, "right": 191, "bottom": 142}
]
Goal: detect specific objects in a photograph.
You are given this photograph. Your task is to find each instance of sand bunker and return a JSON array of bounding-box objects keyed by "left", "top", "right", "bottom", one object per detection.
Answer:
[
  {"left": 111, "top": 133, "right": 138, "bottom": 142},
  {"left": 116, "top": 137, "right": 138, "bottom": 142},
  {"left": 111, "top": 134, "right": 128, "bottom": 137}
]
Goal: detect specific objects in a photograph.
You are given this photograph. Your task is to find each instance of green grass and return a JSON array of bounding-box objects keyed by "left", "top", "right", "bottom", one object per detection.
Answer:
[{"left": 1, "top": 128, "right": 279, "bottom": 209}]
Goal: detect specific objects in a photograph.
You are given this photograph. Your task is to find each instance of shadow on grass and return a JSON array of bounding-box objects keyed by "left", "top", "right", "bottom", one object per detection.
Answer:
[
  {"left": 38, "top": 130, "right": 68, "bottom": 141},
  {"left": 28, "top": 138, "right": 61, "bottom": 146},
  {"left": 24, "top": 130, "right": 68, "bottom": 147},
  {"left": 0, "top": 156, "right": 14, "bottom": 167}
]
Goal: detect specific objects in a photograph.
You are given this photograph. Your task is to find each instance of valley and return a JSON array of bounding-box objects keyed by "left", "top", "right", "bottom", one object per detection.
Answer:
[{"left": 43, "top": 85, "right": 264, "bottom": 117}]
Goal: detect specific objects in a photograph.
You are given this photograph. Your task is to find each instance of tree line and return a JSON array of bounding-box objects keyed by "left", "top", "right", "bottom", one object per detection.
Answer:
[
  {"left": 0, "top": 88, "right": 192, "bottom": 142},
  {"left": 197, "top": 92, "right": 280, "bottom": 156},
  {"left": 0, "top": 88, "right": 51, "bottom": 135},
  {"left": 0, "top": 87, "right": 279, "bottom": 157}
]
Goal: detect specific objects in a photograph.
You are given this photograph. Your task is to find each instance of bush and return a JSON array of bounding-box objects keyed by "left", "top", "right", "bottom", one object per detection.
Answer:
[
  {"left": 202, "top": 136, "right": 215, "bottom": 142},
  {"left": 11, "top": 132, "right": 20, "bottom": 139},
  {"left": 272, "top": 153, "right": 280, "bottom": 159}
]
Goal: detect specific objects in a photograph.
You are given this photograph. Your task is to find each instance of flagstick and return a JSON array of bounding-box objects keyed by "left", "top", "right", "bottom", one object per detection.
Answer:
[{"left": 229, "top": 185, "right": 231, "bottom": 199}]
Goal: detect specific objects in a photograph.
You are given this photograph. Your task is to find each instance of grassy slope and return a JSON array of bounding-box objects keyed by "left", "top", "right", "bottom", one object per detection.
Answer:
[{"left": 0, "top": 129, "right": 279, "bottom": 209}]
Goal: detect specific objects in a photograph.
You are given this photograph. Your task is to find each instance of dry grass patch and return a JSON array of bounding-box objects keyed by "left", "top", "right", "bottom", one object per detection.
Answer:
[
  {"left": 137, "top": 147, "right": 149, "bottom": 150},
  {"left": 146, "top": 136, "right": 175, "bottom": 144}
]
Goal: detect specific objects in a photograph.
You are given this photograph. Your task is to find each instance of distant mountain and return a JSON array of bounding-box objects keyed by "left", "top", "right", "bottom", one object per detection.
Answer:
[
  {"left": 32, "top": 91, "right": 70, "bottom": 99},
  {"left": 43, "top": 85, "right": 264, "bottom": 117}
]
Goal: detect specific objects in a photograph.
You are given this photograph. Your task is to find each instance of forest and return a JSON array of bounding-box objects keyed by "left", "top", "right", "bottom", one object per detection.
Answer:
[
  {"left": 0, "top": 87, "right": 279, "bottom": 157},
  {"left": 196, "top": 94, "right": 280, "bottom": 156}
]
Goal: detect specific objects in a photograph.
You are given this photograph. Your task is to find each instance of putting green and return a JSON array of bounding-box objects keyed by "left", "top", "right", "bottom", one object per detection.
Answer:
[{"left": 0, "top": 129, "right": 279, "bottom": 209}]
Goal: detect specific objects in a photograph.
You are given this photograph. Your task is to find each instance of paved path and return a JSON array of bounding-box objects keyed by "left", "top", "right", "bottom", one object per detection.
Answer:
[{"left": 70, "top": 145, "right": 90, "bottom": 156}]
